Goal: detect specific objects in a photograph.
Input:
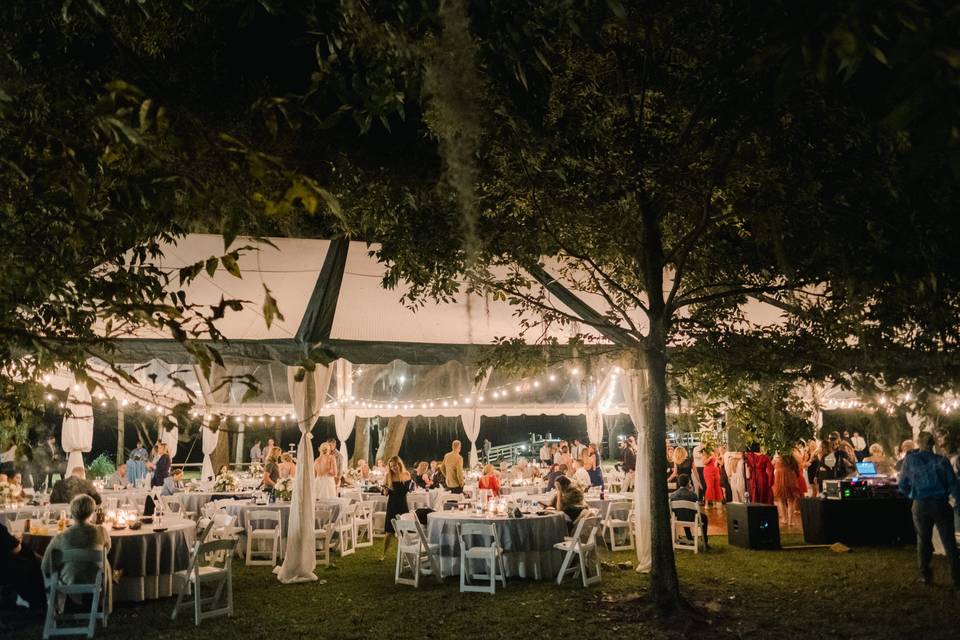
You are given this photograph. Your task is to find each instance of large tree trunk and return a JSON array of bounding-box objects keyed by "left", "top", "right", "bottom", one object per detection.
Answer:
[
  {"left": 380, "top": 416, "right": 409, "bottom": 460},
  {"left": 350, "top": 418, "right": 370, "bottom": 466},
  {"left": 211, "top": 429, "right": 229, "bottom": 473},
  {"left": 644, "top": 332, "right": 683, "bottom": 611}
]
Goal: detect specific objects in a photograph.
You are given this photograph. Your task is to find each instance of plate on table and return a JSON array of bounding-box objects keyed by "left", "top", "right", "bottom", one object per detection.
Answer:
[{"left": 153, "top": 526, "right": 168, "bottom": 532}]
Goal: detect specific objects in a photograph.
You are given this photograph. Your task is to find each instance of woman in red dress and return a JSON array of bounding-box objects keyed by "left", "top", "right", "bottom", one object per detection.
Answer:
[{"left": 702, "top": 450, "right": 723, "bottom": 507}]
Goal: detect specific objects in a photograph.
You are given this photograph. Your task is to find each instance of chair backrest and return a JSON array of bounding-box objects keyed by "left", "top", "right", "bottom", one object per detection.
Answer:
[
  {"left": 212, "top": 513, "right": 235, "bottom": 528},
  {"left": 246, "top": 510, "right": 281, "bottom": 531},
  {"left": 605, "top": 501, "right": 631, "bottom": 520},
  {"left": 355, "top": 502, "right": 372, "bottom": 519},
  {"left": 394, "top": 518, "right": 420, "bottom": 546},
  {"left": 338, "top": 502, "right": 357, "bottom": 524},
  {"left": 572, "top": 515, "right": 601, "bottom": 545},
  {"left": 195, "top": 538, "right": 237, "bottom": 572},
  {"left": 670, "top": 500, "right": 700, "bottom": 524},
  {"left": 50, "top": 548, "right": 106, "bottom": 589},
  {"left": 458, "top": 522, "right": 499, "bottom": 551},
  {"left": 315, "top": 505, "right": 336, "bottom": 527}
]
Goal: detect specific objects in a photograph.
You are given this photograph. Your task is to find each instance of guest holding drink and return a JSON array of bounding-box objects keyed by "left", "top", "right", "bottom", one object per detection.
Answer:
[{"left": 379, "top": 456, "right": 413, "bottom": 561}]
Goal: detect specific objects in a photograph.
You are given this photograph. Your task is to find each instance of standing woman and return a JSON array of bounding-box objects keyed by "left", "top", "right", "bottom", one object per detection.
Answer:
[
  {"left": 702, "top": 447, "right": 723, "bottom": 507},
  {"left": 314, "top": 443, "right": 338, "bottom": 500},
  {"left": 151, "top": 442, "right": 171, "bottom": 488},
  {"left": 584, "top": 444, "right": 604, "bottom": 488},
  {"left": 380, "top": 456, "right": 413, "bottom": 561},
  {"left": 724, "top": 449, "right": 746, "bottom": 503},
  {"left": 773, "top": 453, "right": 803, "bottom": 527},
  {"left": 262, "top": 447, "right": 280, "bottom": 491}
]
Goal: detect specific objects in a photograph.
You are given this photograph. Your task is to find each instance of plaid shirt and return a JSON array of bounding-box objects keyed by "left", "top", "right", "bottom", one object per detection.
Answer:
[{"left": 899, "top": 450, "right": 960, "bottom": 505}]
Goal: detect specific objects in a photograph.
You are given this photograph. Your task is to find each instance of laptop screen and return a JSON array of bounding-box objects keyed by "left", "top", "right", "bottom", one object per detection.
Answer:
[{"left": 856, "top": 461, "right": 877, "bottom": 476}]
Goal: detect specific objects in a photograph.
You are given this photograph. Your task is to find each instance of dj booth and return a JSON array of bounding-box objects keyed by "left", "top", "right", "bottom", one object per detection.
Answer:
[{"left": 800, "top": 496, "right": 914, "bottom": 546}]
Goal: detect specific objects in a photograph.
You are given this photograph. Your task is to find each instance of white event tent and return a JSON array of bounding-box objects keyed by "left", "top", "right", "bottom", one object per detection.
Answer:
[{"left": 53, "top": 233, "right": 786, "bottom": 581}]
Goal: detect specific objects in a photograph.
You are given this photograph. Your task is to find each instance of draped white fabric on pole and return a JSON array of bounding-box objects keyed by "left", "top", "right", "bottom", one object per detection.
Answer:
[
  {"left": 61, "top": 383, "right": 93, "bottom": 472},
  {"left": 459, "top": 409, "right": 481, "bottom": 468},
  {"left": 161, "top": 426, "right": 179, "bottom": 459},
  {"left": 620, "top": 368, "right": 651, "bottom": 572},
  {"left": 585, "top": 406, "right": 604, "bottom": 446},
  {"left": 277, "top": 364, "right": 332, "bottom": 584},
  {"left": 200, "top": 426, "right": 218, "bottom": 481},
  {"left": 334, "top": 410, "right": 355, "bottom": 472}
]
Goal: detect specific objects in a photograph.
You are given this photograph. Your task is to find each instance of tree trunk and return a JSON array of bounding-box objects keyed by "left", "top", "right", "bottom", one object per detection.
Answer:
[
  {"left": 645, "top": 327, "right": 683, "bottom": 612},
  {"left": 351, "top": 418, "right": 370, "bottom": 466},
  {"left": 381, "top": 416, "right": 409, "bottom": 459},
  {"left": 211, "top": 429, "right": 230, "bottom": 473}
]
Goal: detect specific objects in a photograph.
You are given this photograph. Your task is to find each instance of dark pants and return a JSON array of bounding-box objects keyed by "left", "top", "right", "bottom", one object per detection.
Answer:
[
  {"left": 912, "top": 498, "right": 960, "bottom": 585},
  {"left": 0, "top": 548, "right": 46, "bottom": 610},
  {"left": 678, "top": 512, "right": 709, "bottom": 545},
  {"left": 695, "top": 466, "right": 706, "bottom": 501}
]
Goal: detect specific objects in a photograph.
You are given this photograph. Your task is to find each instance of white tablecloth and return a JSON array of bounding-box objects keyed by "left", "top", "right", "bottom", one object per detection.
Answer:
[
  {"left": 215, "top": 498, "right": 349, "bottom": 538},
  {"left": 426, "top": 511, "right": 567, "bottom": 580},
  {"left": 174, "top": 491, "right": 254, "bottom": 516}
]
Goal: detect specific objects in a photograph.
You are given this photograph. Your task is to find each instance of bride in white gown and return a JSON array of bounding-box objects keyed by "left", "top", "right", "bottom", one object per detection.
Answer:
[{"left": 314, "top": 442, "right": 338, "bottom": 499}]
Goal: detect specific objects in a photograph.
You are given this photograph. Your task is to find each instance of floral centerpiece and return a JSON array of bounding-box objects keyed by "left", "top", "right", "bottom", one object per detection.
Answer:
[
  {"left": 0, "top": 480, "right": 15, "bottom": 507},
  {"left": 213, "top": 470, "right": 238, "bottom": 492},
  {"left": 249, "top": 462, "right": 263, "bottom": 478},
  {"left": 274, "top": 477, "right": 293, "bottom": 501}
]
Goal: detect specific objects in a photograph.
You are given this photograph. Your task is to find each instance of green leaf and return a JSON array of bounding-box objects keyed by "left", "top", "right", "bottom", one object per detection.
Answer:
[
  {"left": 262, "top": 285, "right": 285, "bottom": 329},
  {"left": 205, "top": 256, "right": 218, "bottom": 277},
  {"left": 221, "top": 253, "right": 241, "bottom": 278}
]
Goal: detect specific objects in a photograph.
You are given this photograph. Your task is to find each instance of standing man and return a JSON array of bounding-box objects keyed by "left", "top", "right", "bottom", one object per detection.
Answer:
[
  {"left": 483, "top": 438, "right": 492, "bottom": 463},
  {"left": 571, "top": 439, "right": 584, "bottom": 461},
  {"left": 851, "top": 431, "right": 868, "bottom": 462},
  {"left": 249, "top": 438, "right": 263, "bottom": 466},
  {"left": 539, "top": 440, "right": 552, "bottom": 466},
  {"left": 898, "top": 431, "right": 960, "bottom": 587},
  {"left": 441, "top": 440, "right": 465, "bottom": 493}
]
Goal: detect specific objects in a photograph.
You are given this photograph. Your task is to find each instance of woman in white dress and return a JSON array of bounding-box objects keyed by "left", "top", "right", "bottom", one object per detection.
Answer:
[
  {"left": 314, "top": 442, "right": 338, "bottom": 499},
  {"left": 724, "top": 450, "right": 746, "bottom": 503}
]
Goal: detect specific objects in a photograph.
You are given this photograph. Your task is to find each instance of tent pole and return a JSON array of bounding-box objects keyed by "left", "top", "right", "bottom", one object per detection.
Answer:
[
  {"left": 116, "top": 406, "right": 125, "bottom": 465},
  {"left": 236, "top": 422, "right": 246, "bottom": 468}
]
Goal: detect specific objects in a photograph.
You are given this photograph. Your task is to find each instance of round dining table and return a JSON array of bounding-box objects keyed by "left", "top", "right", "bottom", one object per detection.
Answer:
[
  {"left": 23, "top": 517, "right": 195, "bottom": 602},
  {"left": 426, "top": 510, "right": 567, "bottom": 580},
  {"left": 173, "top": 491, "right": 254, "bottom": 517},
  {"left": 214, "top": 497, "right": 349, "bottom": 538}
]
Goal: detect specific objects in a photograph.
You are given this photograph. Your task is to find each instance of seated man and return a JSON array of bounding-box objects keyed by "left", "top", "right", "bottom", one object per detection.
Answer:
[
  {"left": 0, "top": 521, "right": 45, "bottom": 611},
  {"left": 544, "top": 463, "right": 566, "bottom": 492},
  {"left": 669, "top": 474, "right": 709, "bottom": 550},
  {"left": 161, "top": 467, "right": 185, "bottom": 496},
  {"left": 105, "top": 463, "right": 128, "bottom": 489},
  {"left": 49, "top": 467, "right": 102, "bottom": 506}
]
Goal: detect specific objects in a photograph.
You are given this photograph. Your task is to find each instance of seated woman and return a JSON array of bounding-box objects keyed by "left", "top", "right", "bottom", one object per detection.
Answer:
[
  {"left": 356, "top": 459, "right": 371, "bottom": 481},
  {"left": 552, "top": 476, "right": 587, "bottom": 529},
  {"left": 864, "top": 443, "right": 895, "bottom": 475},
  {"left": 41, "top": 495, "right": 111, "bottom": 611},
  {"left": 412, "top": 462, "right": 431, "bottom": 489},
  {"left": 8, "top": 472, "right": 27, "bottom": 500},
  {"left": 478, "top": 463, "right": 501, "bottom": 497}
]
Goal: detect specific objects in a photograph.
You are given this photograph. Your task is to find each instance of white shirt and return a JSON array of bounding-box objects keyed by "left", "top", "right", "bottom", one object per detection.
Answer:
[
  {"left": 573, "top": 467, "right": 591, "bottom": 489},
  {"left": 851, "top": 435, "right": 866, "bottom": 451},
  {"left": 692, "top": 444, "right": 705, "bottom": 468},
  {"left": 571, "top": 444, "right": 584, "bottom": 460},
  {"left": 539, "top": 445, "right": 551, "bottom": 462}
]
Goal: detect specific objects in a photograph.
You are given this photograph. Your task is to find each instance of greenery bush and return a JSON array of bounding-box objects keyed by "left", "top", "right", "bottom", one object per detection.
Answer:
[{"left": 87, "top": 454, "right": 115, "bottom": 480}]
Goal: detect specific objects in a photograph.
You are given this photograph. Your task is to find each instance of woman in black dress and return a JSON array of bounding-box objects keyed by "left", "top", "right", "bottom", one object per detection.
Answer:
[
  {"left": 150, "top": 442, "right": 171, "bottom": 487},
  {"left": 380, "top": 456, "right": 413, "bottom": 561}
]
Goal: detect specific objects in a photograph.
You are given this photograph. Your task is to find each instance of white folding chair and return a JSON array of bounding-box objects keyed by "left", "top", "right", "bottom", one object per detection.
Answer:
[
  {"left": 392, "top": 518, "right": 442, "bottom": 588},
  {"left": 244, "top": 510, "right": 282, "bottom": 566},
  {"left": 354, "top": 501, "right": 374, "bottom": 548},
  {"left": 372, "top": 509, "right": 387, "bottom": 538},
  {"left": 457, "top": 522, "right": 507, "bottom": 594},
  {"left": 314, "top": 505, "right": 337, "bottom": 567},
  {"left": 160, "top": 496, "right": 194, "bottom": 519},
  {"left": 555, "top": 514, "right": 602, "bottom": 587},
  {"left": 334, "top": 502, "right": 357, "bottom": 557},
  {"left": 670, "top": 500, "right": 705, "bottom": 553},
  {"left": 43, "top": 548, "right": 110, "bottom": 639},
  {"left": 171, "top": 538, "right": 238, "bottom": 625},
  {"left": 600, "top": 501, "right": 634, "bottom": 552}
]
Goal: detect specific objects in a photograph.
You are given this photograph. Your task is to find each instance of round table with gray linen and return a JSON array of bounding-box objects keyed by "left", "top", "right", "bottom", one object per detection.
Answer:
[
  {"left": 174, "top": 491, "right": 254, "bottom": 516},
  {"left": 214, "top": 498, "right": 348, "bottom": 538},
  {"left": 24, "top": 518, "right": 195, "bottom": 602},
  {"left": 426, "top": 511, "right": 567, "bottom": 580}
]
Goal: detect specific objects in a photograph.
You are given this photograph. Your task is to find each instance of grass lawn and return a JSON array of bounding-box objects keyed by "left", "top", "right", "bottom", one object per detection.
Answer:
[{"left": 4, "top": 534, "right": 957, "bottom": 640}]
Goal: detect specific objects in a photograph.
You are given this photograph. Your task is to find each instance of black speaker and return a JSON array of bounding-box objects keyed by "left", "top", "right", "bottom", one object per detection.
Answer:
[{"left": 726, "top": 503, "right": 780, "bottom": 550}]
